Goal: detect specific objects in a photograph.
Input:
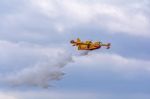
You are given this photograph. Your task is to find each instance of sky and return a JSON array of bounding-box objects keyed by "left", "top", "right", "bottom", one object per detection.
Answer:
[{"left": 0, "top": 0, "right": 150, "bottom": 99}]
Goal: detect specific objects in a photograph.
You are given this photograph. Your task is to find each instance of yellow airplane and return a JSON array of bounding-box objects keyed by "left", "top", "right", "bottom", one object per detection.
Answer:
[{"left": 70, "top": 38, "right": 111, "bottom": 50}]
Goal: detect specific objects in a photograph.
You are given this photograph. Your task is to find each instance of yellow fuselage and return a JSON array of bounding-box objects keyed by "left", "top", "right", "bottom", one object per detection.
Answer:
[
  {"left": 76, "top": 41, "right": 101, "bottom": 50},
  {"left": 71, "top": 39, "right": 111, "bottom": 50}
]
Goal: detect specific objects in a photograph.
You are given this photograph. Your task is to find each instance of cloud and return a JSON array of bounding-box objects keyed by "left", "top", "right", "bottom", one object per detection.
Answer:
[
  {"left": 30, "top": 0, "right": 150, "bottom": 37},
  {"left": 0, "top": 92, "right": 17, "bottom": 99},
  {"left": 0, "top": 0, "right": 150, "bottom": 98},
  {"left": 1, "top": 90, "right": 150, "bottom": 99},
  {"left": 0, "top": 0, "right": 149, "bottom": 44},
  {"left": 16, "top": 90, "right": 98, "bottom": 99},
  {"left": 0, "top": 40, "right": 72, "bottom": 88},
  {"left": 73, "top": 52, "right": 150, "bottom": 73}
]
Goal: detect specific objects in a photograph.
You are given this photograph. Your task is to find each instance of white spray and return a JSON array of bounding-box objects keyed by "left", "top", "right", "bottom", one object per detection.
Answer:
[{"left": 0, "top": 41, "right": 73, "bottom": 88}]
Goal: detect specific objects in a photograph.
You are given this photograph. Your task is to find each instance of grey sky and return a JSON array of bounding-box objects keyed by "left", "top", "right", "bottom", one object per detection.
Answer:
[{"left": 0, "top": 0, "right": 150, "bottom": 99}]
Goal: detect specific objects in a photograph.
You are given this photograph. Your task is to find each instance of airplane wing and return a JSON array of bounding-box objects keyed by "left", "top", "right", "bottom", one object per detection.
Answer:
[{"left": 76, "top": 42, "right": 90, "bottom": 45}]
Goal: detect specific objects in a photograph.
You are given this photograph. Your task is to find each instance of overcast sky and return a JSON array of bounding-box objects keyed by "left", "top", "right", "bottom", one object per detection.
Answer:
[{"left": 0, "top": 0, "right": 150, "bottom": 99}]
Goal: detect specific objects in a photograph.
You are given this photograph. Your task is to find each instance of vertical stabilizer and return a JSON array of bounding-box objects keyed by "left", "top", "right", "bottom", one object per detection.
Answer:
[{"left": 77, "top": 38, "right": 81, "bottom": 43}]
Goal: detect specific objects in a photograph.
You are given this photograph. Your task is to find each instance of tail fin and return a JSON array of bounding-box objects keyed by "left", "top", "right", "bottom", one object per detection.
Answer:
[{"left": 77, "top": 38, "right": 81, "bottom": 43}]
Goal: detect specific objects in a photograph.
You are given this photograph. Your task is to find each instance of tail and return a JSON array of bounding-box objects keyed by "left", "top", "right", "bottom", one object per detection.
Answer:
[
  {"left": 70, "top": 38, "right": 81, "bottom": 46},
  {"left": 77, "top": 38, "right": 81, "bottom": 43}
]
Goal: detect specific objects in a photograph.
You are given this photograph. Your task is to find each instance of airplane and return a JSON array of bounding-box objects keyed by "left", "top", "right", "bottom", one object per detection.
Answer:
[{"left": 70, "top": 38, "right": 111, "bottom": 50}]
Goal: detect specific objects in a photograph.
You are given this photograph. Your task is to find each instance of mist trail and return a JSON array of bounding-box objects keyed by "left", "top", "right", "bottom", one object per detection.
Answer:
[
  {"left": 3, "top": 50, "right": 73, "bottom": 88},
  {"left": 0, "top": 41, "right": 91, "bottom": 88}
]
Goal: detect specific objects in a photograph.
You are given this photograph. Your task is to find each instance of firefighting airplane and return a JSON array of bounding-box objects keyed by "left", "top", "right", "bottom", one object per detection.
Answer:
[{"left": 70, "top": 38, "right": 111, "bottom": 50}]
